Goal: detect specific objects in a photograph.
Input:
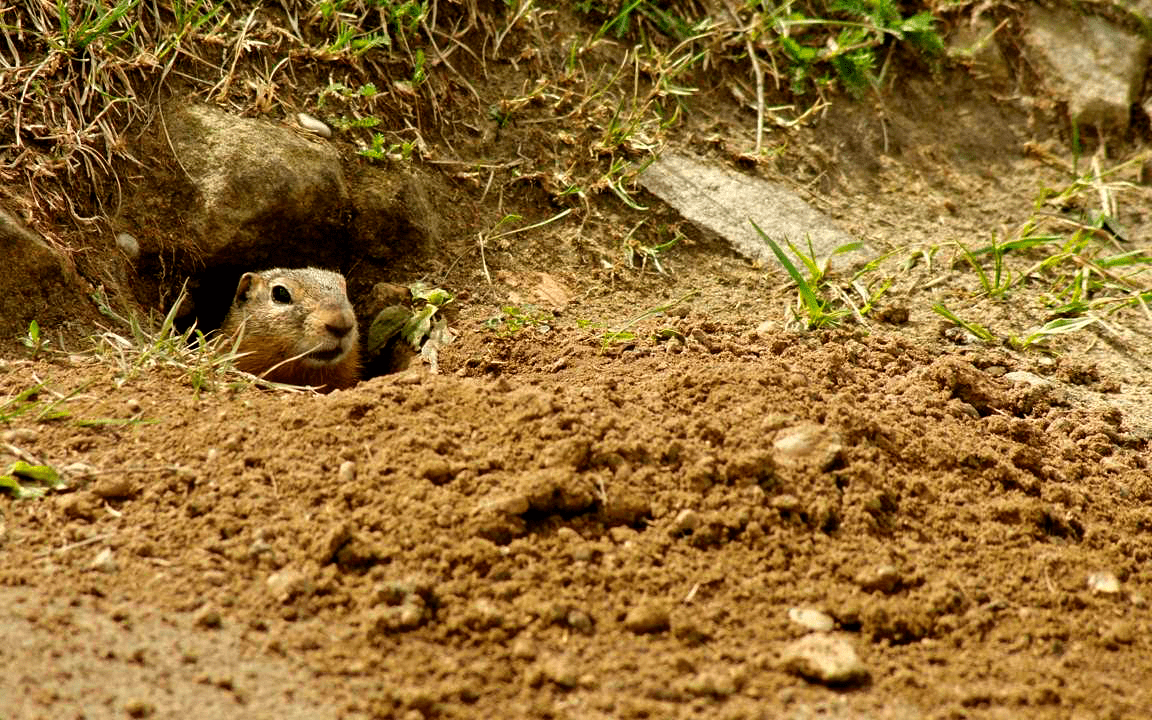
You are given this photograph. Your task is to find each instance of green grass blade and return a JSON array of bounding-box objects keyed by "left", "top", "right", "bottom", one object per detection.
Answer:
[{"left": 752, "top": 221, "right": 822, "bottom": 315}]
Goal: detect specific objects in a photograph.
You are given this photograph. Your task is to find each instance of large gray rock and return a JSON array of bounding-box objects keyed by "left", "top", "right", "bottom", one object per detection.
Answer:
[
  {"left": 164, "top": 104, "right": 349, "bottom": 262},
  {"left": 0, "top": 208, "right": 96, "bottom": 350},
  {"left": 1024, "top": 6, "right": 1150, "bottom": 130},
  {"left": 639, "top": 153, "right": 864, "bottom": 273}
]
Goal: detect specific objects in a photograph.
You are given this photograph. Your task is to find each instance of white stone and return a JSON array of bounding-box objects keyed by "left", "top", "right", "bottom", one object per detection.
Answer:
[
  {"left": 1088, "top": 571, "right": 1121, "bottom": 596},
  {"left": 787, "top": 607, "right": 836, "bottom": 633},
  {"left": 781, "top": 633, "right": 868, "bottom": 686}
]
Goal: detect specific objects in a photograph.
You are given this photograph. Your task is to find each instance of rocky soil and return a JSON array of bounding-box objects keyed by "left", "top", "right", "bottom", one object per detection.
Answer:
[{"left": 2, "top": 2, "right": 1152, "bottom": 719}]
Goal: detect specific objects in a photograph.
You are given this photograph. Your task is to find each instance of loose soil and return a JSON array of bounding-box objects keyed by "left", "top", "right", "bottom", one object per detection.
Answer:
[{"left": 3, "top": 6, "right": 1152, "bottom": 720}]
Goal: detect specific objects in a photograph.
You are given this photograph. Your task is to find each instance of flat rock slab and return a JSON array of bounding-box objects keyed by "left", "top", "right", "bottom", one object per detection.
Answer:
[
  {"left": 1024, "top": 6, "right": 1150, "bottom": 130},
  {"left": 639, "top": 153, "right": 864, "bottom": 273}
]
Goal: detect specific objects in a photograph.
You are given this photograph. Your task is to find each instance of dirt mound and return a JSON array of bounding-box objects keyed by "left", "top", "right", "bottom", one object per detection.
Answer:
[{"left": 2, "top": 315, "right": 1148, "bottom": 718}]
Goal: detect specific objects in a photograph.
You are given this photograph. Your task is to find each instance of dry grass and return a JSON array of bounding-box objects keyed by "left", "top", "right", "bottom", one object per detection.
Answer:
[{"left": 4, "top": 0, "right": 1147, "bottom": 357}]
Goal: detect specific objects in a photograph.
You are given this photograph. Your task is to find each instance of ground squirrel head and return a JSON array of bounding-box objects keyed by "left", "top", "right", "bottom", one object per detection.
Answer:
[{"left": 220, "top": 267, "right": 360, "bottom": 391}]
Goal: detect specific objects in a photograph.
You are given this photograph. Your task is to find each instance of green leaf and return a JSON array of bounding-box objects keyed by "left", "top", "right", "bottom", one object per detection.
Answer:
[
  {"left": 8, "top": 461, "right": 63, "bottom": 486},
  {"left": 779, "top": 36, "right": 818, "bottom": 64},
  {"left": 400, "top": 305, "right": 438, "bottom": 349},
  {"left": 932, "top": 304, "right": 996, "bottom": 343},
  {"left": 900, "top": 12, "right": 937, "bottom": 35},
  {"left": 0, "top": 474, "right": 42, "bottom": 499},
  {"left": 0, "top": 461, "right": 65, "bottom": 499},
  {"left": 417, "top": 287, "right": 454, "bottom": 306},
  {"left": 1015, "top": 316, "right": 1097, "bottom": 349},
  {"left": 752, "top": 223, "right": 822, "bottom": 316}
]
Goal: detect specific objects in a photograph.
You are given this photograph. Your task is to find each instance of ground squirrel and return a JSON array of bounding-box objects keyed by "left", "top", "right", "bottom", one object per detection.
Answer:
[{"left": 220, "top": 267, "right": 360, "bottom": 391}]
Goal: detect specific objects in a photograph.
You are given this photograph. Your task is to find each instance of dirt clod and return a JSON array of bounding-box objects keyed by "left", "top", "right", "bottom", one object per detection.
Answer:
[
  {"left": 623, "top": 601, "right": 671, "bottom": 635},
  {"left": 781, "top": 633, "right": 869, "bottom": 686}
]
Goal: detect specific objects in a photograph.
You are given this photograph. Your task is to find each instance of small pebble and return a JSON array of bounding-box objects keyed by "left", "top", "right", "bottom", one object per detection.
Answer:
[
  {"left": 1101, "top": 620, "right": 1134, "bottom": 646},
  {"left": 770, "top": 494, "right": 802, "bottom": 513},
  {"left": 338, "top": 461, "right": 357, "bottom": 483},
  {"left": 1004, "top": 371, "right": 1052, "bottom": 388},
  {"left": 89, "top": 548, "right": 118, "bottom": 573},
  {"left": 193, "top": 605, "right": 223, "bottom": 630},
  {"left": 92, "top": 477, "right": 135, "bottom": 500},
  {"left": 671, "top": 509, "right": 701, "bottom": 535},
  {"left": 63, "top": 462, "right": 96, "bottom": 483},
  {"left": 267, "top": 568, "right": 313, "bottom": 602},
  {"left": 856, "top": 565, "right": 902, "bottom": 594},
  {"left": 296, "top": 112, "right": 332, "bottom": 138},
  {"left": 509, "top": 636, "right": 537, "bottom": 660},
  {"left": 788, "top": 607, "right": 836, "bottom": 633},
  {"left": 60, "top": 494, "right": 99, "bottom": 522},
  {"left": 202, "top": 571, "right": 229, "bottom": 587},
  {"left": 539, "top": 656, "right": 579, "bottom": 688},
  {"left": 608, "top": 526, "right": 638, "bottom": 544},
  {"left": 624, "top": 601, "right": 670, "bottom": 634},
  {"left": 780, "top": 633, "right": 869, "bottom": 686},
  {"left": 1088, "top": 571, "right": 1122, "bottom": 596},
  {"left": 2, "top": 427, "right": 37, "bottom": 443},
  {"left": 124, "top": 699, "right": 154, "bottom": 718},
  {"left": 567, "top": 610, "right": 595, "bottom": 635},
  {"left": 420, "top": 460, "right": 454, "bottom": 485},
  {"left": 773, "top": 423, "right": 843, "bottom": 470},
  {"left": 125, "top": 398, "right": 141, "bottom": 414},
  {"left": 115, "top": 232, "right": 141, "bottom": 261}
]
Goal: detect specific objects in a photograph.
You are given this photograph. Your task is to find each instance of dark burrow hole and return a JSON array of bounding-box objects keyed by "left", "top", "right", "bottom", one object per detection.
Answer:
[{"left": 171, "top": 263, "right": 414, "bottom": 383}]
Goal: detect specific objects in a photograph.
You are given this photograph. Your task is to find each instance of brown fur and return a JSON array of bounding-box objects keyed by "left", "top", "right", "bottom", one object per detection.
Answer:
[{"left": 220, "top": 268, "right": 360, "bottom": 392}]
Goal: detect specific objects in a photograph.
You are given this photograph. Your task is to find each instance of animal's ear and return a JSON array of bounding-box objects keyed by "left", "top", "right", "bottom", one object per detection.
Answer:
[{"left": 234, "top": 272, "right": 259, "bottom": 304}]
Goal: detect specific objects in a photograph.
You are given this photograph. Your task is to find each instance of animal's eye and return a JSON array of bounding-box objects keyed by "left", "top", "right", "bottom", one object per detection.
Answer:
[{"left": 271, "top": 285, "right": 292, "bottom": 304}]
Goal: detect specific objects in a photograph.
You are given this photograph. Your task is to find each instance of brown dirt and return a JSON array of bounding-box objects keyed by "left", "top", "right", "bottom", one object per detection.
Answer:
[
  {"left": 3, "top": 287, "right": 1152, "bottom": 719},
  {"left": 4, "top": 5, "right": 1152, "bottom": 720}
]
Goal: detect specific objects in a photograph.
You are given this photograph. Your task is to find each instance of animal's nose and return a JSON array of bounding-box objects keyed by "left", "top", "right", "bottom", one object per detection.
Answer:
[
  {"left": 326, "top": 320, "right": 353, "bottom": 338},
  {"left": 321, "top": 305, "right": 356, "bottom": 339}
]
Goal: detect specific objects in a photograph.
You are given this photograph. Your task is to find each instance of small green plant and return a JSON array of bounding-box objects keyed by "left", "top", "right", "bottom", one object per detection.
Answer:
[
  {"left": 956, "top": 237, "right": 1013, "bottom": 300},
  {"left": 623, "top": 223, "right": 683, "bottom": 274},
  {"left": 22, "top": 320, "right": 46, "bottom": 359},
  {"left": 90, "top": 286, "right": 253, "bottom": 392},
  {"left": 49, "top": 0, "right": 141, "bottom": 53},
  {"left": 0, "top": 382, "right": 73, "bottom": 424},
  {"left": 401, "top": 284, "right": 454, "bottom": 348},
  {"left": 581, "top": 0, "right": 697, "bottom": 42},
  {"left": 763, "top": 0, "right": 943, "bottom": 97},
  {"left": 401, "top": 284, "right": 455, "bottom": 373},
  {"left": 1010, "top": 316, "right": 1098, "bottom": 351},
  {"left": 0, "top": 461, "right": 66, "bottom": 499},
  {"left": 485, "top": 305, "right": 554, "bottom": 336},
  {"left": 602, "top": 156, "right": 650, "bottom": 211},
  {"left": 753, "top": 223, "right": 855, "bottom": 329},
  {"left": 314, "top": 0, "right": 428, "bottom": 54},
  {"left": 359, "top": 133, "right": 417, "bottom": 161},
  {"left": 601, "top": 290, "right": 698, "bottom": 350},
  {"left": 932, "top": 304, "right": 996, "bottom": 344}
]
